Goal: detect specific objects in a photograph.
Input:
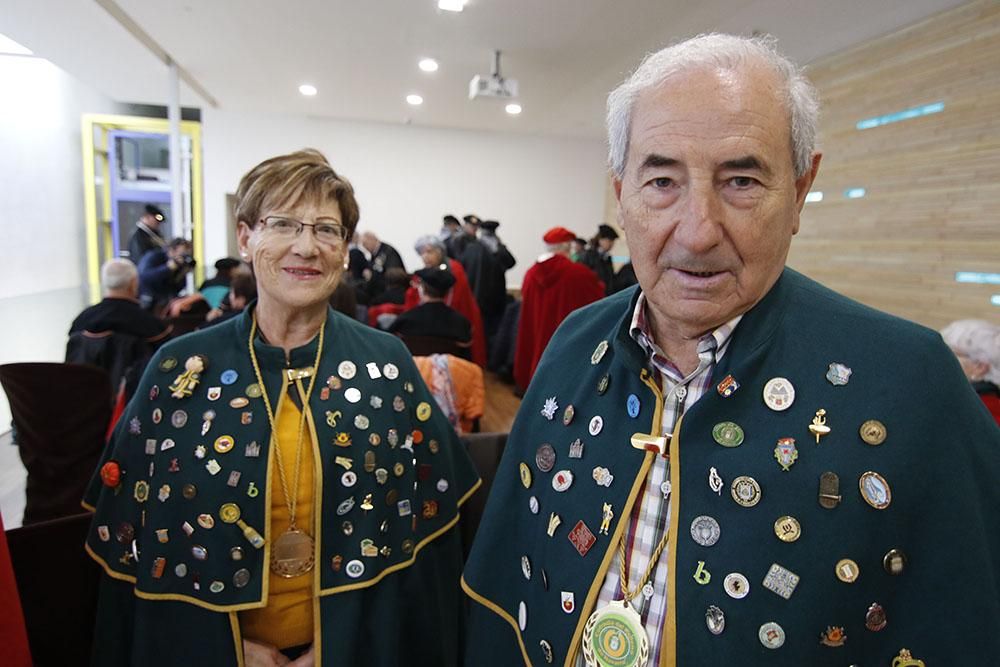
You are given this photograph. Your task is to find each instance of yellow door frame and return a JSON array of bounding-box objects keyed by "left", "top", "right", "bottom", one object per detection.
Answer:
[{"left": 80, "top": 113, "right": 204, "bottom": 303}]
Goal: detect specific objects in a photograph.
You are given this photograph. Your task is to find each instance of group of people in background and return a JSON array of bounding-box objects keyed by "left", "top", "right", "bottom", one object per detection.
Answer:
[{"left": 72, "top": 201, "right": 1000, "bottom": 429}]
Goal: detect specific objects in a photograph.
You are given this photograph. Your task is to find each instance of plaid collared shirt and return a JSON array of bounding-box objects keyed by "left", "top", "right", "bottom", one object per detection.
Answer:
[{"left": 580, "top": 293, "right": 741, "bottom": 666}]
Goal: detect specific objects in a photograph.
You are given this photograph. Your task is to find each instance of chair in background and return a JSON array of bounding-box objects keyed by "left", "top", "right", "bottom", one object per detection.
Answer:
[
  {"left": 458, "top": 432, "right": 507, "bottom": 560},
  {"left": 6, "top": 512, "right": 99, "bottom": 666},
  {"left": 0, "top": 363, "right": 110, "bottom": 525},
  {"left": 399, "top": 333, "right": 472, "bottom": 361},
  {"left": 65, "top": 330, "right": 152, "bottom": 404}
]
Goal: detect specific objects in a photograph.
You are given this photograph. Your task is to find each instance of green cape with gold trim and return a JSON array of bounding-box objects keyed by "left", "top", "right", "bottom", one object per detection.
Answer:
[
  {"left": 84, "top": 304, "right": 480, "bottom": 666},
  {"left": 462, "top": 268, "right": 1000, "bottom": 666}
]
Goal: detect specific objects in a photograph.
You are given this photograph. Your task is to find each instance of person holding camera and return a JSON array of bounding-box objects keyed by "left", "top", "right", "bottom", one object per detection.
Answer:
[{"left": 137, "top": 237, "right": 195, "bottom": 314}]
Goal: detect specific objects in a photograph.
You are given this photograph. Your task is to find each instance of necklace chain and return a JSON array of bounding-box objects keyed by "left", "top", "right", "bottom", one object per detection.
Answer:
[{"left": 248, "top": 312, "right": 325, "bottom": 531}]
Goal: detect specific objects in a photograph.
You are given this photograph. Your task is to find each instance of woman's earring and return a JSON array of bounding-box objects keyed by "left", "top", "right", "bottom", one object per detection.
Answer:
[{"left": 343, "top": 260, "right": 350, "bottom": 270}]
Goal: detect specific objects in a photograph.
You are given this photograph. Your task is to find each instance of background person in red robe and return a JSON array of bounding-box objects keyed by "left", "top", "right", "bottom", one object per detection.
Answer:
[
  {"left": 406, "top": 235, "right": 488, "bottom": 367},
  {"left": 514, "top": 226, "right": 605, "bottom": 390}
]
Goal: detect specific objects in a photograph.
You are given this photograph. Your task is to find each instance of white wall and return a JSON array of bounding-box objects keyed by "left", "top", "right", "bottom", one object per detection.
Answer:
[
  {"left": 201, "top": 109, "right": 609, "bottom": 287},
  {"left": 0, "top": 54, "right": 122, "bottom": 427}
]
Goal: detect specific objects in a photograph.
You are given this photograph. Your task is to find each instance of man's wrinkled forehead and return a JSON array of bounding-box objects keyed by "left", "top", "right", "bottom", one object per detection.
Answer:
[{"left": 626, "top": 64, "right": 793, "bottom": 169}]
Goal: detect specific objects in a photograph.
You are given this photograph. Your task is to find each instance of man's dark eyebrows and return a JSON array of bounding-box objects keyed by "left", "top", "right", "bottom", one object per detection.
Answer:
[
  {"left": 637, "top": 153, "right": 679, "bottom": 174},
  {"left": 720, "top": 155, "right": 771, "bottom": 175}
]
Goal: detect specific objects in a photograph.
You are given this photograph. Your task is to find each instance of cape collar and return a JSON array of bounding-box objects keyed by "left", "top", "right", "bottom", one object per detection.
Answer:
[
  {"left": 236, "top": 300, "right": 334, "bottom": 371},
  {"left": 612, "top": 268, "right": 795, "bottom": 378}
]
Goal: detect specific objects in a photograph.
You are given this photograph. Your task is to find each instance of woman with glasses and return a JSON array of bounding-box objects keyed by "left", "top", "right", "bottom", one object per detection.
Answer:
[{"left": 84, "top": 149, "right": 480, "bottom": 666}]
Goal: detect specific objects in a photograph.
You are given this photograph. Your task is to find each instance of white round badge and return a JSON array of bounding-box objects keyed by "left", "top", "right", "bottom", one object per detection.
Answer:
[
  {"left": 759, "top": 622, "right": 785, "bottom": 649},
  {"left": 762, "top": 377, "right": 795, "bottom": 411},
  {"left": 345, "top": 559, "right": 365, "bottom": 578},
  {"left": 383, "top": 363, "right": 399, "bottom": 380},
  {"left": 344, "top": 388, "right": 362, "bottom": 404},
  {"left": 588, "top": 416, "right": 604, "bottom": 436},
  {"left": 552, "top": 470, "right": 574, "bottom": 492},
  {"left": 338, "top": 361, "right": 357, "bottom": 380},
  {"left": 518, "top": 601, "right": 527, "bottom": 631},
  {"left": 724, "top": 572, "right": 750, "bottom": 599},
  {"left": 529, "top": 496, "right": 539, "bottom": 514}
]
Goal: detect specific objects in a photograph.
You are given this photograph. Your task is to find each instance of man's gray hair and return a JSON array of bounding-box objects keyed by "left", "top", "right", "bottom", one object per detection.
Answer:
[
  {"left": 102, "top": 258, "right": 138, "bottom": 293},
  {"left": 606, "top": 33, "right": 820, "bottom": 179}
]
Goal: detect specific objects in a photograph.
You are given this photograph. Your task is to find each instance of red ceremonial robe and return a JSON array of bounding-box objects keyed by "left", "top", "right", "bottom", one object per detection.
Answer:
[
  {"left": 405, "top": 258, "right": 488, "bottom": 367},
  {"left": 514, "top": 253, "right": 604, "bottom": 390}
]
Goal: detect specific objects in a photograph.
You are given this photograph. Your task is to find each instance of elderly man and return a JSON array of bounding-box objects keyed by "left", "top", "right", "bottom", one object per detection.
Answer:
[
  {"left": 514, "top": 227, "right": 605, "bottom": 391},
  {"left": 69, "top": 259, "right": 170, "bottom": 342},
  {"left": 360, "top": 230, "right": 405, "bottom": 301},
  {"left": 463, "top": 34, "right": 1000, "bottom": 667}
]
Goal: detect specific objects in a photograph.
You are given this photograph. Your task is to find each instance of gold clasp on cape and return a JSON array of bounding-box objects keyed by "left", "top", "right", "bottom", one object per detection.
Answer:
[{"left": 631, "top": 432, "right": 671, "bottom": 456}]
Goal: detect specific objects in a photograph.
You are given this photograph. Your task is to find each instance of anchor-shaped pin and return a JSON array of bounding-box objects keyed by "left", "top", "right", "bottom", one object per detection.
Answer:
[{"left": 809, "top": 409, "right": 831, "bottom": 444}]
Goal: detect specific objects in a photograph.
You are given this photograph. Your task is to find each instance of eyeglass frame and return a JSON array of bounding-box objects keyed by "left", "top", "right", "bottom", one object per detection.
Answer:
[{"left": 254, "top": 215, "right": 350, "bottom": 245}]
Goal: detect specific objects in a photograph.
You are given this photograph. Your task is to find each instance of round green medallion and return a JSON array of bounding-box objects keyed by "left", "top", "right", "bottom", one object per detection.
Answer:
[{"left": 712, "top": 421, "right": 744, "bottom": 448}]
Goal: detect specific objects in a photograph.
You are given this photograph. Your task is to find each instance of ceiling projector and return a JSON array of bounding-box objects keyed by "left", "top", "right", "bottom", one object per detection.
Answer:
[{"left": 469, "top": 50, "right": 519, "bottom": 100}]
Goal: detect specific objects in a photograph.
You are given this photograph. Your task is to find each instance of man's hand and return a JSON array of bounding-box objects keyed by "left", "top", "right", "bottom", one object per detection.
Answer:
[
  {"left": 243, "top": 639, "right": 291, "bottom": 667},
  {"left": 288, "top": 644, "right": 315, "bottom": 667}
]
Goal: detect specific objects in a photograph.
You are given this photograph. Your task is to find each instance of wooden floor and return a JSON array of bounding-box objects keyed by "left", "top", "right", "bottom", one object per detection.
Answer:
[{"left": 479, "top": 371, "right": 522, "bottom": 434}]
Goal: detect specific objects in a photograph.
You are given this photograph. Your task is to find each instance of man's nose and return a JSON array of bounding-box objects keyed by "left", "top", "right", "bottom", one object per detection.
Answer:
[{"left": 673, "top": 180, "right": 724, "bottom": 252}]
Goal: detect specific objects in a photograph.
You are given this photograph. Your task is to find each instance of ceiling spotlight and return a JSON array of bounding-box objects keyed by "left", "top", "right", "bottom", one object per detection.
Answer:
[
  {"left": 299, "top": 84, "right": 317, "bottom": 96},
  {"left": 505, "top": 103, "right": 522, "bottom": 115},
  {"left": 407, "top": 94, "right": 424, "bottom": 106},
  {"left": 419, "top": 58, "right": 439, "bottom": 72},
  {"left": 438, "top": 0, "right": 466, "bottom": 12}
]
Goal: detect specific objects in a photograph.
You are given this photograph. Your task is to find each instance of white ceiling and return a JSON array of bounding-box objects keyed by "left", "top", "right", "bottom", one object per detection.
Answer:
[{"left": 4, "top": 0, "right": 967, "bottom": 138}]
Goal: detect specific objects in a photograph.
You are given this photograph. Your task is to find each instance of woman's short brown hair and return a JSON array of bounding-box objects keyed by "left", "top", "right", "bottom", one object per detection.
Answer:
[{"left": 234, "top": 149, "right": 360, "bottom": 235}]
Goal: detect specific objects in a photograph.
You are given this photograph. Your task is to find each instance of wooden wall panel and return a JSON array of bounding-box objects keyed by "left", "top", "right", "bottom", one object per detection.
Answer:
[
  {"left": 603, "top": 1, "right": 1000, "bottom": 331},
  {"left": 794, "top": 0, "right": 1000, "bottom": 329}
]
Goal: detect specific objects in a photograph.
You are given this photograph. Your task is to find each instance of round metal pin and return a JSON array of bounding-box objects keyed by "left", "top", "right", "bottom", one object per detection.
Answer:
[
  {"left": 690, "top": 515, "right": 721, "bottom": 547},
  {"left": 338, "top": 361, "right": 357, "bottom": 380},
  {"left": 759, "top": 622, "right": 786, "bottom": 649},
  {"left": 836, "top": 558, "right": 860, "bottom": 583},
  {"left": 723, "top": 572, "right": 750, "bottom": 599},
  {"left": 773, "top": 516, "right": 801, "bottom": 542},
  {"left": 551, "top": 470, "right": 574, "bottom": 492},
  {"left": 762, "top": 377, "right": 795, "bottom": 411},
  {"left": 730, "top": 476, "right": 762, "bottom": 507},
  {"left": 712, "top": 422, "right": 744, "bottom": 448},
  {"left": 535, "top": 444, "right": 556, "bottom": 472},
  {"left": 859, "top": 419, "right": 887, "bottom": 445}
]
